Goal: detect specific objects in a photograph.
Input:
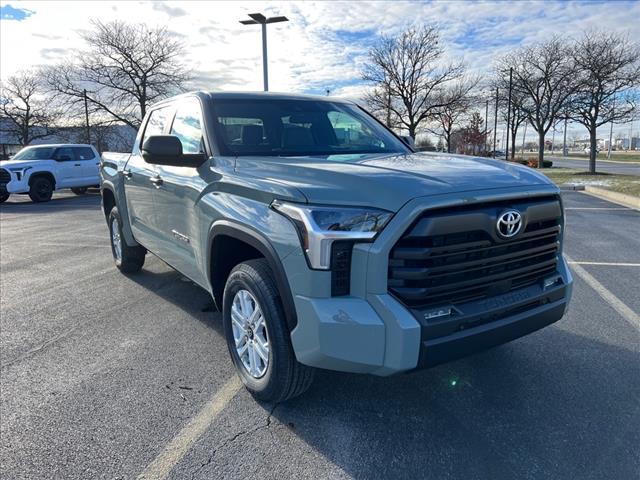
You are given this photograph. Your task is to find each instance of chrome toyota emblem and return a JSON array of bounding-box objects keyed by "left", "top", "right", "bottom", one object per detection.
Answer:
[{"left": 497, "top": 210, "right": 523, "bottom": 238}]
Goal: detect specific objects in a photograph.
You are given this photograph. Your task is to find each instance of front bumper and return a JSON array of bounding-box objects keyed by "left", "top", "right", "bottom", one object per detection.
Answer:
[
  {"left": 0, "top": 173, "right": 29, "bottom": 194},
  {"left": 291, "top": 256, "right": 572, "bottom": 375},
  {"left": 287, "top": 185, "right": 573, "bottom": 376}
]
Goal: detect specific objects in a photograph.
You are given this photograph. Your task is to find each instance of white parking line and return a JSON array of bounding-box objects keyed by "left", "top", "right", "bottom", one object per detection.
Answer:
[
  {"left": 137, "top": 376, "right": 243, "bottom": 480},
  {"left": 565, "top": 207, "right": 630, "bottom": 211},
  {"left": 565, "top": 254, "right": 640, "bottom": 331},
  {"left": 568, "top": 261, "right": 640, "bottom": 267}
]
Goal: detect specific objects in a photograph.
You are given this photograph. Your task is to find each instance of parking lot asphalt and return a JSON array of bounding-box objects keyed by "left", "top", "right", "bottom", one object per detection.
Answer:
[{"left": 1, "top": 190, "right": 638, "bottom": 480}]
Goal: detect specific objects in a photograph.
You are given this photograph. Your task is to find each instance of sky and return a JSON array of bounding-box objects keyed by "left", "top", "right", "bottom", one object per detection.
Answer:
[{"left": 1, "top": 0, "right": 639, "bottom": 141}]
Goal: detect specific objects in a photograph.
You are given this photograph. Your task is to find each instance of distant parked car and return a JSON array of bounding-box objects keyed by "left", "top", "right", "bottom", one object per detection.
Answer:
[
  {"left": 492, "top": 150, "right": 506, "bottom": 158},
  {"left": 583, "top": 147, "right": 599, "bottom": 155},
  {"left": 0, "top": 144, "right": 101, "bottom": 203}
]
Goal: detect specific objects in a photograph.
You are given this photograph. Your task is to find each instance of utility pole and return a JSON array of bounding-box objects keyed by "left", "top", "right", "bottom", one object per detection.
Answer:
[
  {"left": 562, "top": 117, "right": 568, "bottom": 157},
  {"left": 607, "top": 96, "right": 615, "bottom": 159},
  {"left": 83, "top": 89, "right": 90, "bottom": 144},
  {"left": 505, "top": 67, "right": 513, "bottom": 160},
  {"left": 240, "top": 13, "right": 289, "bottom": 91},
  {"left": 386, "top": 84, "right": 392, "bottom": 128},
  {"left": 484, "top": 98, "right": 489, "bottom": 154},
  {"left": 493, "top": 87, "right": 498, "bottom": 157}
]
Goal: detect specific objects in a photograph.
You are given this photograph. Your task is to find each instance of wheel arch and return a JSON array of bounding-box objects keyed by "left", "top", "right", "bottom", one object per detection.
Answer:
[
  {"left": 208, "top": 221, "right": 298, "bottom": 332},
  {"left": 101, "top": 186, "right": 116, "bottom": 219},
  {"left": 28, "top": 171, "right": 56, "bottom": 189}
]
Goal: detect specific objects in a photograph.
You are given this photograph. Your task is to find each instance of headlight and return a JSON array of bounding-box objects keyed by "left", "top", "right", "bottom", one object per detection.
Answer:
[
  {"left": 8, "top": 166, "right": 31, "bottom": 181},
  {"left": 272, "top": 200, "right": 393, "bottom": 269}
]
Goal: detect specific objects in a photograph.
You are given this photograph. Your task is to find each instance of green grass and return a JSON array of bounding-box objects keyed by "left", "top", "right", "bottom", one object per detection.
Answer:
[
  {"left": 539, "top": 168, "right": 640, "bottom": 197},
  {"left": 560, "top": 152, "right": 640, "bottom": 163}
]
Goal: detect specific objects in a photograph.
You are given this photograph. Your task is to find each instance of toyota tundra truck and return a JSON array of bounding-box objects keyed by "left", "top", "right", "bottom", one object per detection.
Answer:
[
  {"left": 100, "top": 92, "right": 573, "bottom": 402},
  {"left": 0, "top": 144, "right": 100, "bottom": 203}
]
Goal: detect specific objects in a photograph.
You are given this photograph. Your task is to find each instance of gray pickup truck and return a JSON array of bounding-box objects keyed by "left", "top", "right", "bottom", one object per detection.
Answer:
[{"left": 101, "top": 92, "right": 573, "bottom": 402}]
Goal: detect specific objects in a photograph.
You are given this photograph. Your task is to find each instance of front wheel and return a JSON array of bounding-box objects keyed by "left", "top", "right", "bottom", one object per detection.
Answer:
[
  {"left": 223, "top": 259, "right": 315, "bottom": 402},
  {"left": 0, "top": 192, "right": 9, "bottom": 203},
  {"left": 28, "top": 177, "right": 53, "bottom": 202},
  {"left": 71, "top": 187, "right": 88, "bottom": 195},
  {"left": 108, "top": 207, "right": 146, "bottom": 273}
]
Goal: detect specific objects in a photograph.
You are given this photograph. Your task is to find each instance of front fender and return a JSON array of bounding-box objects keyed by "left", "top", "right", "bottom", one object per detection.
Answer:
[
  {"left": 206, "top": 219, "right": 299, "bottom": 331},
  {"left": 100, "top": 180, "right": 137, "bottom": 246}
]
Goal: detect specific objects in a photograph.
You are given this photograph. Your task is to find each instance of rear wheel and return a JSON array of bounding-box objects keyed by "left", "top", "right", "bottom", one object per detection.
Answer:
[
  {"left": 223, "top": 259, "right": 314, "bottom": 402},
  {"left": 71, "top": 187, "right": 88, "bottom": 195},
  {"left": 28, "top": 176, "right": 53, "bottom": 202},
  {"left": 108, "top": 207, "right": 146, "bottom": 273},
  {"left": 0, "top": 192, "right": 9, "bottom": 203}
]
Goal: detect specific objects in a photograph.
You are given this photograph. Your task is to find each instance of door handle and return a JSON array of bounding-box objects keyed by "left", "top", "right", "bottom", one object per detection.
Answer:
[
  {"left": 122, "top": 170, "right": 133, "bottom": 179},
  {"left": 74, "top": 163, "right": 81, "bottom": 166},
  {"left": 150, "top": 175, "right": 163, "bottom": 187}
]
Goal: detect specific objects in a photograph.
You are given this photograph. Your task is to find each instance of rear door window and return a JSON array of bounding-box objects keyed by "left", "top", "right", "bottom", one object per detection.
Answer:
[
  {"left": 54, "top": 147, "right": 75, "bottom": 161},
  {"left": 74, "top": 147, "right": 95, "bottom": 160}
]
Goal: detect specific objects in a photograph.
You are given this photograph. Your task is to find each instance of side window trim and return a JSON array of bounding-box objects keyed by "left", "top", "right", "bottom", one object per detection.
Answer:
[{"left": 139, "top": 104, "right": 174, "bottom": 150}]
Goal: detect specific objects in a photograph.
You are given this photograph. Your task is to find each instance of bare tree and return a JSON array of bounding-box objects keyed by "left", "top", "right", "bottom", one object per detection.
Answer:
[
  {"left": 362, "top": 26, "right": 465, "bottom": 139},
  {"left": 569, "top": 31, "right": 640, "bottom": 173},
  {"left": 1, "top": 70, "right": 61, "bottom": 145},
  {"left": 47, "top": 20, "right": 191, "bottom": 131},
  {"left": 430, "top": 77, "right": 479, "bottom": 153},
  {"left": 500, "top": 38, "right": 577, "bottom": 168}
]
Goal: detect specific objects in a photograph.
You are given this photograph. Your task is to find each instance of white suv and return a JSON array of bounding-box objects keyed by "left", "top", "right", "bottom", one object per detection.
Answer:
[{"left": 0, "top": 144, "right": 101, "bottom": 203}]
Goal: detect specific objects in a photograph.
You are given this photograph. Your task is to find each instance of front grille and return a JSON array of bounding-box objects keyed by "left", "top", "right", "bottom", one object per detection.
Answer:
[
  {"left": 0, "top": 168, "right": 10, "bottom": 183},
  {"left": 388, "top": 196, "right": 561, "bottom": 308}
]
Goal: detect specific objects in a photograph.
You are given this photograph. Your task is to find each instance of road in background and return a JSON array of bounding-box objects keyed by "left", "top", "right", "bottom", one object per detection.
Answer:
[
  {"left": 1, "top": 191, "right": 638, "bottom": 479},
  {"left": 548, "top": 156, "right": 640, "bottom": 175}
]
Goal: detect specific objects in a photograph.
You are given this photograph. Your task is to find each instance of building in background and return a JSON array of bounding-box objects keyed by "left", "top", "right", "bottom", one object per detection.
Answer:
[{"left": 0, "top": 118, "right": 136, "bottom": 159}]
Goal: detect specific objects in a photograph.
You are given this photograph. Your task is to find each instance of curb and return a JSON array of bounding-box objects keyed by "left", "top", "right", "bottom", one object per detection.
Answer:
[
  {"left": 560, "top": 185, "right": 585, "bottom": 191},
  {"left": 582, "top": 186, "right": 640, "bottom": 210}
]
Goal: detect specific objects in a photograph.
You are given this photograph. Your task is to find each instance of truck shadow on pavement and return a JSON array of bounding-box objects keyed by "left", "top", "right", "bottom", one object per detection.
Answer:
[
  {"left": 0, "top": 191, "right": 101, "bottom": 214},
  {"left": 124, "top": 262, "right": 639, "bottom": 480},
  {"left": 268, "top": 328, "right": 639, "bottom": 480}
]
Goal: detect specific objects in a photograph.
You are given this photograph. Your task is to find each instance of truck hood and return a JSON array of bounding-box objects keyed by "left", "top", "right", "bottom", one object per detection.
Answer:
[
  {"left": 0, "top": 159, "right": 52, "bottom": 169},
  {"left": 234, "top": 152, "right": 553, "bottom": 211}
]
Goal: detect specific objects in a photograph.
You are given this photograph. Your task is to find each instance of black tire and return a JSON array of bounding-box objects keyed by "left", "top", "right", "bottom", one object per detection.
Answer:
[
  {"left": 0, "top": 192, "right": 9, "bottom": 203},
  {"left": 108, "top": 206, "right": 146, "bottom": 273},
  {"left": 28, "top": 176, "right": 54, "bottom": 202},
  {"left": 71, "top": 187, "right": 88, "bottom": 195},
  {"left": 223, "top": 259, "right": 314, "bottom": 402}
]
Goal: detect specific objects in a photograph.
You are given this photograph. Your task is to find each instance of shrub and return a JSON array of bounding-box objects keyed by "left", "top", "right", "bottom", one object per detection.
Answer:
[{"left": 525, "top": 158, "right": 553, "bottom": 168}]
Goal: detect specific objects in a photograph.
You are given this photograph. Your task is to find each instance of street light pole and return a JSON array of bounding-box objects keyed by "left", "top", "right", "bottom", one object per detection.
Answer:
[
  {"left": 240, "top": 13, "right": 289, "bottom": 92},
  {"left": 493, "top": 87, "right": 498, "bottom": 156}
]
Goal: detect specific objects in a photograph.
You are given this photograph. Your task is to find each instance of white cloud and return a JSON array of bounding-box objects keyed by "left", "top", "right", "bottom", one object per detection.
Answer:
[{"left": 1, "top": 0, "right": 638, "bottom": 117}]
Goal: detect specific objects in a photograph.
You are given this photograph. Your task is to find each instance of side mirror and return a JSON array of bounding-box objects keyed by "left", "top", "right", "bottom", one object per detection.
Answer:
[
  {"left": 141, "top": 135, "right": 206, "bottom": 168},
  {"left": 400, "top": 135, "right": 415, "bottom": 148}
]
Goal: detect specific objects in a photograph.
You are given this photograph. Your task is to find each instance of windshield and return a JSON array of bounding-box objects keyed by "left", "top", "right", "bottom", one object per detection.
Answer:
[
  {"left": 210, "top": 99, "right": 410, "bottom": 157},
  {"left": 12, "top": 147, "right": 56, "bottom": 161}
]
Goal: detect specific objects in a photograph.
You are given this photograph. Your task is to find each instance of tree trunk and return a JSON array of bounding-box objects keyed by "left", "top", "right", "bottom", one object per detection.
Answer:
[
  {"left": 511, "top": 128, "right": 518, "bottom": 161},
  {"left": 408, "top": 125, "right": 416, "bottom": 140},
  {"left": 589, "top": 125, "right": 597, "bottom": 174},
  {"left": 446, "top": 131, "right": 451, "bottom": 153},
  {"left": 538, "top": 130, "right": 545, "bottom": 168}
]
